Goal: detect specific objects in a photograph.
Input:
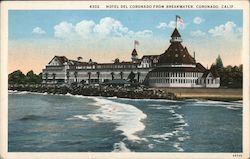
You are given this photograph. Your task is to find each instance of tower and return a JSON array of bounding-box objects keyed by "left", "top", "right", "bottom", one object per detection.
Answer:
[
  {"left": 170, "top": 28, "right": 182, "bottom": 43},
  {"left": 131, "top": 48, "right": 138, "bottom": 62}
]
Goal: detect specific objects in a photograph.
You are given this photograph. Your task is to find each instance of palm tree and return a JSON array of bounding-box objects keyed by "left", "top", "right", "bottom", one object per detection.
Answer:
[
  {"left": 128, "top": 71, "right": 135, "bottom": 83},
  {"left": 137, "top": 72, "right": 140, "bottom": 83},
  {"left": 111, "top": 72, "right": 115, "bottom": 80},
  {"left": 66, "top": 71, "right": 70, "bottom": 84},
  {"left": 96, "top": 72, "right": 100, "bottom": 83},
  {"left": 120, "top": 72, "right": 123, "bottom": 80},
  {"left": 113, "top": 58, "right": 120, "bottom": 63},
  {"left": 45, "top": 72, "right": 48, "bottom": 84},
  {"left": 52, "top": 73, "right": 56, "bottom": 84},
  {"left": 74, "top": 71, "right": 78, "bottom": 83},
  {"left": 88, "top": 72, "right": 91, "bottom": 84},
  {"left": 77, "top": 56, "right": 83, "bottom": 61}
]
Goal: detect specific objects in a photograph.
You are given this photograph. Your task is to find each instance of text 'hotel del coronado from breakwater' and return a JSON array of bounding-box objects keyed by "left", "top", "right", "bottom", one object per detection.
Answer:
[{"left": 42, "top": 26, "right": 220, "bottom": 88}]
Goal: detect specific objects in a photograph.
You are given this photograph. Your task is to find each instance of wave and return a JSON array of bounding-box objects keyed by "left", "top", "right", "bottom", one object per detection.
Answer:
[
  {"left": 178, "top": 136, "right": 191, "bottom": 142},
  {"left": 148, "top": 132, "right": 174, "bottom": 141},
  {"left": 183, "top": 98, "right": 243, "bottom": 110},
  {"left": 112, "top": 142, "right": 131, "bottom": 152},
  {"left": 226, "top": 106, "right": 240, "bottom": 110},
  {"left": 9, "top": 90, "right": 29, "bottom": 95},
  {"left": 168, "top": 110, "right": 176, "bottom": 114},
  {"left": 173, "top": 142, "right": 184, "bottom": 152},
  {"left": 19, "top": 115, "right": 45, "bottom": 121},
  {"left": 66, "top": 96, "right": 147, "bottom": 142},
  {"left": 115, "top": 97, "right": 178, "bottom": 103},
  {"left": 147, "top": 107, "right": 190, "bottom": 152},
  {"left": 148, "top": 144, "right": 154, "bottom": 149},
  {"left": 66, "top": 115, "right": 89, "bottom": 121},
  {"left": 9, "top": 90, "right": 50, "bottom": 96},
  {"left": 91, "top": 97, "right": 147, "bottom": 142}
]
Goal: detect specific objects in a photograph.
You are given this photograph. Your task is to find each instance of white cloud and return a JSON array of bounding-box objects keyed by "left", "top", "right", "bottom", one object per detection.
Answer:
[
  {"left": 54, "top": 21, "right": 74, "bottom": 39},
  {"left": 94, "top": 17, "right": 129, "bottom": 37},
  {"left": 156, "top": 21, "right": 186, "bottom": 30},
  {"left": 193, "top": 17, "right": 205, "bottom": 24},
  {"left": 190, "top": 30, "right": 206, "bottom": 37},
  {"left": 156, "top": 22, "right": 168, "bottom": 29},
  {"left": 133, "top": 30, "right": 153, "bottom": 37},
  {"left": 75, "top": 20, "right": 95, "bottom": 37},
  {"left": 208, "top": 21, "right": 241, "bottom": 37},
  {"left": 54, "top": 17, "right": 153, "bottom": 40},
  {"left": 32, "top": 27, "right": 46, "bottom": 34}
]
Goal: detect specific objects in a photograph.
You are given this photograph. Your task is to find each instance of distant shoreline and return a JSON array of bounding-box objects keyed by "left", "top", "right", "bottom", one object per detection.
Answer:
[{"left": 8, "top": 84, "right": 242, "bottom": 102}]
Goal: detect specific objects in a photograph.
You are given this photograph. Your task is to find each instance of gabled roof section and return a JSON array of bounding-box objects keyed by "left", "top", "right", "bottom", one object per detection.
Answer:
[
  {"left": 202, "top": 71, "right": 209, "bottom": 78},
  {"left": 48, "top": 56, "right": 69, "bottom": 65},
  {"left": 196, "top": 63, "right": 207, "bottom": 72},
  {"left": 202, "top": 66, "right": 220, "bottom": 78},
  {"left": 171, "top": 28, "right": 181, "bottom": 37},
  {"left": 48, "top": 56, "right": 92, "bottom": 66}
]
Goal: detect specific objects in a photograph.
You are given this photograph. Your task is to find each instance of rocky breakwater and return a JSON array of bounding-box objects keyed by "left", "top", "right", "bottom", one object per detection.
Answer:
[{"left": 8, "top": 84, "right": 177, "bottom": 100}]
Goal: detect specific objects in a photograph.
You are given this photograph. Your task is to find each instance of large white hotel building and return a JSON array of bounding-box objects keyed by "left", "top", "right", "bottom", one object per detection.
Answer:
[{"left": 42, "top": 28, "right": 220, "bottom": 88}]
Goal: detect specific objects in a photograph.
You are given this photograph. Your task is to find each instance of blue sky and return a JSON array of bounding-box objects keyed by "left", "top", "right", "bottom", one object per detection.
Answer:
[
  {"left": 9, "top": 10, "right": 242, "bottom": 39},
  {"left": 8, "top": 10, "right": 243, "bottom": 73}
]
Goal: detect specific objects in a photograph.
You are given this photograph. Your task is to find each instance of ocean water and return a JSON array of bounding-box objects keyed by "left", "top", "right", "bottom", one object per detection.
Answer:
[{"left": 8, "top": 91, "right": 242, "bottom": 152}]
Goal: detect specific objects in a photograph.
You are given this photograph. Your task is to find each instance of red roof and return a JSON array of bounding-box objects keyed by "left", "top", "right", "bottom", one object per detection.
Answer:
[{"left": 158, "top": 42, "right": 196, "bottom": 65}]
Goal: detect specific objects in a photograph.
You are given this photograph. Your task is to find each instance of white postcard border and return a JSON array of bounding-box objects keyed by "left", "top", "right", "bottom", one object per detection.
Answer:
[{"left": 1, "top": 1, "right": 249, "bottom": 159}]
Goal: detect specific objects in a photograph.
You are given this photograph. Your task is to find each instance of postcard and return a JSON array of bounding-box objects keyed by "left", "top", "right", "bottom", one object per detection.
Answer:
[{"left": 0, "top": 0, "right": 249, "bottom": 159}]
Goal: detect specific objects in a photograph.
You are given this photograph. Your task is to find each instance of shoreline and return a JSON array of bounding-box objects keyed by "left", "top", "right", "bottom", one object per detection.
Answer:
[
  {"left": 8, "top": 84, "right": 242, "bottom": 102},
  {"left": 8, "top": 84, "right": 177, "bottom": 100},
  {"left": 158, "top": 88, "right": 242, "bottom": 101}
]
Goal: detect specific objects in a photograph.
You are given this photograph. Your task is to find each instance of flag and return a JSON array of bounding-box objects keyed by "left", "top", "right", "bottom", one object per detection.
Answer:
[
  {"left": 176, "top": 15, "right": 183, "bottom": 23},
  {"left": 134, "top": 40, "right": 139, "bottom": 46}
]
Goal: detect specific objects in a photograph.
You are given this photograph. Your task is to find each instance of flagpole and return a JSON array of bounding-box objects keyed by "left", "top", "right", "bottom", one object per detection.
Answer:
[{"left": 176, "top": 15, "right": 177, "bottom": 28}]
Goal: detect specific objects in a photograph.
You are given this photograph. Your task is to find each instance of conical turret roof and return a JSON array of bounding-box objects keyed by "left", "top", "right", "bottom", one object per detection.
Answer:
[
  {"left": 131, "top": 49, "right": 138, "bottom": 56},
  {"left": 171, "top": 28, "right": 181, "bottom": 37},
  {"left": 158, "top": 42, "right": 195, "bottom": 65}
]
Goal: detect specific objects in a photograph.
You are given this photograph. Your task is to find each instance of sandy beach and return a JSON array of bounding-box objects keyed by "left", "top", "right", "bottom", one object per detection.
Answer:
[{"left": 157, "top": 88, "right": 242, "bottom": 101}]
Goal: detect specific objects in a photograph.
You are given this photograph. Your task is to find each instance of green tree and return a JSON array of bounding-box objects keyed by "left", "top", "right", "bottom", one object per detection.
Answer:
[
  {"left": 215, "top": 55, "right": 224, "bottom": 72},
  {"left": 26, "top": 70, "right": 38, "bottom": 84},
  {"left": 218, "top": 64, "right": 243, "bottom": 88},
  {"left": 8, "top": 70, "right": 26, "bottom": 84}
]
